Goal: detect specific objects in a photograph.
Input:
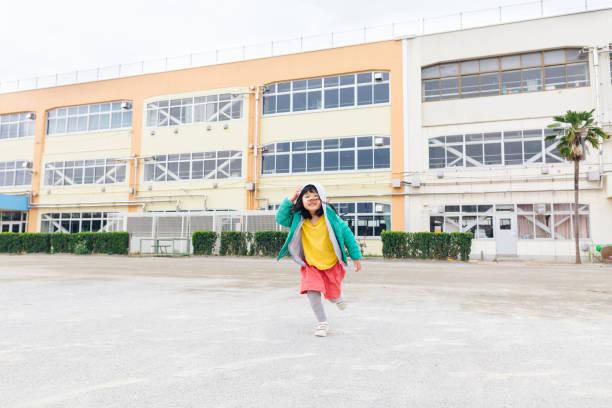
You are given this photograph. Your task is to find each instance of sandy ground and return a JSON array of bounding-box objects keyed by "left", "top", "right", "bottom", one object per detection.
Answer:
[{"left": 1, "top": 255, "right": 611, "bottom": 408}]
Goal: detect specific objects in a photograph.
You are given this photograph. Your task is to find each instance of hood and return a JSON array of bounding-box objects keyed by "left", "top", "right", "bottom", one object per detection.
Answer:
[{"left": 299, "top": 182, "right": 327, "bottom": 203}]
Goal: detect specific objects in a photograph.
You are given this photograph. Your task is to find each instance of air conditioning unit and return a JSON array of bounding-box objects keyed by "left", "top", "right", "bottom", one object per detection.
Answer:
[
  {"left": 374, "top": 72, "right": 384, "bottom": 81},
  {"left": 21, "top": 161, "right": 33, "bottom": 169},
  {"left": 375, "top": 204, "right": 384, "bottom": 213},
  {"left": 121, "top": 101, "right": 132, "bottom": 110},
  {"left": 374, "top": 137, "right": 384, "bottom": 146},
  {"left": 391, "top": 179, "right": 402, "bottom": 188},
  {"left": 26, "top": 112, "right": 36, "bottom": 120},
  {"left": 411, "top": 178, "right": 421, "bottom": 188},
  {"left": 246, "top": 182, "right": 256, "bottom": 191}
]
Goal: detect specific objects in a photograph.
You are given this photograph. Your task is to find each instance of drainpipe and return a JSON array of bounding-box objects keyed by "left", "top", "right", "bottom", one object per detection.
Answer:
[
  {"left": 30, "top": 199, "right": 179, "bottom": 211},
  {"left": 254, "top": 85, "right": 261, "bottom": 209}
]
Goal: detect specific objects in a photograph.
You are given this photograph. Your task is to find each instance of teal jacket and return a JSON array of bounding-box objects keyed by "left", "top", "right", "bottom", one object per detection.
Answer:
[{"left": 275, "top": 196, "right": 362, "bottom": 266}]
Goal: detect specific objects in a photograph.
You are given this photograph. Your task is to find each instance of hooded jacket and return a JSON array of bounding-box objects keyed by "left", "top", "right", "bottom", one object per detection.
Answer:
[{"left": 275, "top": 182, "right": 362, "bottom": 267}]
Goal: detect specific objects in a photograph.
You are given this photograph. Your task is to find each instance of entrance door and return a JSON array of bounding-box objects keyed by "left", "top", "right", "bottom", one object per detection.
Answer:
[{"left": 495, "top": 205, "right": 517, "bottom": 256}]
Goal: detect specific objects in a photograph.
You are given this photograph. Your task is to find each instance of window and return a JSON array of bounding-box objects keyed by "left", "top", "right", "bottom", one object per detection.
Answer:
[
  {"left": 431, "top": 203, "right": 590, "bottom": 240},
  {"left": 0, "top": 161, "right": 32, "bottom": 187},
  {"left": 146, "top": 94, "right": 243, "bottom": 127},
  {"left": 0, "top": 112, "right": 36, "bottom": 140},
  {"left": 40, "top": 212, "right": 114, "bottom": 233},
  {"left": 261, "top": 136, "right": 390, "bottom": 175},
  {"left": 44, "top": 159, "right": 126, "bottom": 186},
  {"left": 47, "top": 102, "right": 132, "bottom": 135},
  {"left": 334, "top": 202, "right": 391, "bottom": 237},
  {"left": 517, "top": 203, "right": 590, "bottom": 240},
  {"left": 0, "top": 211, "right": 28, "bottom": 233},
  {"left": 422, "top": 48, "right": 588, "bottom": 101},
  {"left": 263, "top": 71, "right": 389, "bottom": 115},
  {"left": 428, "top": 129, "right": 562, "bottom": 169},
  {"left": 144, "top": 150, "right": 242, "bottom": 182}
]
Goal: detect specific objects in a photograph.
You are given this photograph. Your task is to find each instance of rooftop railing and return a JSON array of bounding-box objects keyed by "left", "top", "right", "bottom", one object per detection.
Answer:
[{"left": 1, "top": 0, "right": 611, "bottom": 94}]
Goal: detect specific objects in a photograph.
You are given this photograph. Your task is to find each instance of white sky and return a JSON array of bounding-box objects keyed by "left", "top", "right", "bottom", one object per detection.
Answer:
[{"left": 0, "top": 0, "right": 599, "bottom": 82}]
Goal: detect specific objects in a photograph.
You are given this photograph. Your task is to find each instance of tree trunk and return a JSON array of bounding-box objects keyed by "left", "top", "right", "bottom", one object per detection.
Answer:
[{"left": 574, "top": 159, "right": 581, "bottom": 264}]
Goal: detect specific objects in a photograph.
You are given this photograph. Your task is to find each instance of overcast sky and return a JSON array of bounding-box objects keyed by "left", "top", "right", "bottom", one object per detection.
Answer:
[{"left": 0, "top": 0, "right": 601, "bottom": 83}]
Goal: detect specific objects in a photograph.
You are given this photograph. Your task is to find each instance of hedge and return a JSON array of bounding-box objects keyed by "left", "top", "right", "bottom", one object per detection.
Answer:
[
  {"left": 381, "top": 231, "right": 473, "bottom": 261},
  {"left": 192, "top": 230, "right": 288, "bottom": 257},
  {"left": 0, "top": 232, "right": 129, "bottom": 255},
  {"left": 192, "top": 231, "right": 218, "bottom": 255},
  {"left": 219, "top": 231, "right": 252, "bottom": 256},
  {"left": 252, "top": 231, "right": 289, "bottom": 257}
]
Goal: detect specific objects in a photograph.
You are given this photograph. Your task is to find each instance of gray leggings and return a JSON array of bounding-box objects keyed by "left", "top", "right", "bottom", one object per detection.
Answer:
[{"left": 306, "top": 290, "right": 343, "bottom": 322}]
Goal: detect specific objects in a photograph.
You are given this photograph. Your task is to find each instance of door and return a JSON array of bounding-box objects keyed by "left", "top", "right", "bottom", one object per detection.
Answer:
[{"left": 495, "top": 205, "right": 517, "bottom": 256}]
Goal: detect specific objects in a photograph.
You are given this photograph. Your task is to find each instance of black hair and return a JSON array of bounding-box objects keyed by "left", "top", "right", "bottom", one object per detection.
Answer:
[{"left": 291, "top": 184, "right": 324, "bottom": 219}]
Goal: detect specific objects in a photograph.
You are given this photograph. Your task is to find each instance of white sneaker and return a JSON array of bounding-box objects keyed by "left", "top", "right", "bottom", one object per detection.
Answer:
[
  {"left": 336, "top": 300, "right": 347, "bottom": 311},
  {"left": 314, "top": 321, "right": 329, "bottom": 337}
]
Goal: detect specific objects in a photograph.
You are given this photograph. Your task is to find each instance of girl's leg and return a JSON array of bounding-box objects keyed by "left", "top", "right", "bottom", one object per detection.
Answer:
[
  {"left": 306, "top": 290, "right": 327, "bottom": 322},
  {"left": 328, "top": 296, "right": 347, "bottom": 310},
  {"left": 328, "top": 296, "right": 344, "bottom": 304}
]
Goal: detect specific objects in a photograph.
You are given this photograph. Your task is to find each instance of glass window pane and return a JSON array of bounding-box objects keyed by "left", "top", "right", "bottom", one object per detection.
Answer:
[
  {"left": 357, "top": 149, "right": 373, "bottom": 169},
  {"left": 429, "top": 147, "right": 445, "bottom": 169},
  {"left": 423, "top": 79, "right": 440, "bottom": 101},
  {"left": 277, "top": 82, "right": 291, "bottom": 92},
  {"left": 357, "top": 72, "right": 372, "bottom": 83},
  {"left": 277, "top": 142, "right": 290, "bottom": 153},
  {"left": 501, "top": 70, "right": 521, "bottom": 94},
  {"left": 307, "top": 140, "right": 321, "bottom": 150},
  {"left": 374, "top": 148, "right": 390, "bottom": 169},
  {"left": 440, "top": 77, "right": 459, "bottom": 99},
  {"left": 357, "top": 215, "right": 374, "bottom": 237},
  {"left": 524, "top": 140, "right": 543, "bottom": 163},
  {"left": 566, "top": 63, "right": 587, "bottom": 87},
  {"left": 293, "top": 80, "right": 307, "bottom": 91},
  {"left": 446, "top": 145, "right": 463, "bottom": 167},
  {"left": 522, "top": 52, "right": 541, "bottom": 67},
  {"left": 566, "top": 48, "right": 587, "bottom": 62},
  {"left": 466, "top": 144, "right": 483, "bottom": 167},
  {"left": 339, "top": 87, "right": 355, "bottom": 107},
  {"left": 460, "top": 75, "right": 479, "bottom": 98},
  {"left": 421, "top": 66, "right": 439, "bottom": 79},
  {"left": 504, "top": 141, "right": 523, "bottom": 165},
  {"left": 324, "top": 76, "right": 339, "bottom": 87},
  {"left": 122, "top": 111, "right": 133, "bottom": 127},
  {"left": 545, "top": 66, "right": 566, "bottom": 90},
  {"left": 277, "top": 94, "right": 290, "bottom": 113},
  {"left": 373, "top": 83, "right": 389, "bottom": 104},
  {"left": 358, "top": 202, "right": 373, "bottom": 213},
  {"left": 484, "top": 143, "right": 502, "bottom": 165},
  {"left": 111, "top": 112, "right": 122, "bottom": 128},
  {"left": 293, "top": 92, "right": 307, "bottom": 112},
  {"left": 307, "top": 152, "right": 321, "bottom": 172},
  {"left": 339, "top": 150, "right": 355, "bottom": 170},
  {"left": 276, "top": 154, "right": 289, "bottom": 173},
  {"left": 324, "top": 151, "right": 339, "bottom": 171},
  {"left": 292, "top": 141, "right": 306, "bottom": 151},
  {"left": 461, "top": 60, "right": 479, "bottom": 74},
  {"left": 501, "top": 55, "right": 520, "bottom": 70},
  {"left": 324, "top": 88, "right": 339, "bottom": 108},
  {"left": 262, "top": 155, "right": 275, "bottom": 174},
  {"left": 522, "top": 68, "right": 543, "bottom": 92},
  {"left": 479, "top": 58, "right": 499, "bottom": 72},
  {"left": 324, "top": 139, "right": 339, "bottom": 149},
  {"left": 544, "top": 50, "right": 565, "bottom": 65},
  {"left": 292, "top": 153, "right": 306, "bottom": 173},
  {"left": 340, "top": 74, "right": 355, "bottom": 85},
  {"left": 307, "top": 78, "right": 322, "bottom": 89},
  {"left": 340, "top": 138, "right": 355, "bottom": 148},
  {"left": 357, "top": 85, "right": 373, "bottom": 105},
  {"left": 263, "top": 95, "right": 276, "bottom": 114},
  {"left": 357, "top": 136, "right": 372, "bottom": 147},
  {"left": 307, "top": 91, "right": 322, "bottom": 110},
  {"left": 440, "top": 63, "right": 459, "bottom": 76}
]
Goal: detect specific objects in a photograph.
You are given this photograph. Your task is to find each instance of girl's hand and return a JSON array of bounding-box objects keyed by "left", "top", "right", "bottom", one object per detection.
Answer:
[
  {"left": 289, "top": 188, "right": 301, "bottom": 203},
  {"left": 353, "top": 259, "right": 362, "bottom": 272}
]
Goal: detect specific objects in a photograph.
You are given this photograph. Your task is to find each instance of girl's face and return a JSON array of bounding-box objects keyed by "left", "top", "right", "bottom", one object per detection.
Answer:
[{"left": 302, "top": 190, "right": 321, "bottom": 213}]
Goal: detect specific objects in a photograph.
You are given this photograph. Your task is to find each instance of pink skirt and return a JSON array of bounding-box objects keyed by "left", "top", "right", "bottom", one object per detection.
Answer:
[{"left": 299, "top": 261, "right": 346, "bottom": 300}]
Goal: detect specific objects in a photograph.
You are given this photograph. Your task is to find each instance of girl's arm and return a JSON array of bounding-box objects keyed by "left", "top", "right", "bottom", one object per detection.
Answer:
[
  {"left": 275, "top": 188, "right": 301, "bottom": 228},
  {"left": 341, "top": 222, "right": 363, "bottom": 261}
]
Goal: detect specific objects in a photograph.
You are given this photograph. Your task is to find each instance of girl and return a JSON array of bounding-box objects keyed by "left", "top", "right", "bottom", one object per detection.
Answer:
[{"left": 275, "top": 183, "right": 362, "bottom": 337}]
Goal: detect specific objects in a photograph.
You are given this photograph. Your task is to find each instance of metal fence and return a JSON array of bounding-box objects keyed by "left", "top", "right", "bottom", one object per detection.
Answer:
[
  {"left": 2, "top": 0, "right": 611, "bottom": 94},
  {"left": 106, "top": 211, "right": 285, "bottom": 254}
]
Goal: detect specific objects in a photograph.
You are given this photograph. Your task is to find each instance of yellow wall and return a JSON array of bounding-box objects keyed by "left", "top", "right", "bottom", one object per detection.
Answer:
[{"left": 0, "top": 40, "right": 404, "bottom": 232}]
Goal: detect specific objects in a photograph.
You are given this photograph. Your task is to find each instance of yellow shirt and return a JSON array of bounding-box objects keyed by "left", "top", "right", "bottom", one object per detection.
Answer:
[{"left": 301, "top": 216, "right": 338, "bottom": 270}]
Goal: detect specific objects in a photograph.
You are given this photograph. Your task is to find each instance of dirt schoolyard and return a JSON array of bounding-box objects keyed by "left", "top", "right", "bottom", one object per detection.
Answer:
[{"left": 1, "top": 255, "right": 611, "bottom": 408}]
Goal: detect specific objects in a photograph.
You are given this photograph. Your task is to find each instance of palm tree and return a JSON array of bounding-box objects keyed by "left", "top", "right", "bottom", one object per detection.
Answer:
[{"left": 547, "top": 109, "right": 610, "bottom": 264}]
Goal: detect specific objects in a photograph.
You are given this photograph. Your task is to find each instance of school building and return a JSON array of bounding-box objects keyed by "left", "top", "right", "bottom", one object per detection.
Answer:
[{"left": 1, "top": 8, "right": 611, "bottom": 260}]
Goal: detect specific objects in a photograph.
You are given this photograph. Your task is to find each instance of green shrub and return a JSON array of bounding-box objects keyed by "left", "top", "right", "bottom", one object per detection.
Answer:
[
  {"left": 380, "top": 231, "right": 408, "bottom": 258},
  {"left": 219, "top": 231, "right": 252, "bottom": 256},
  {"left": 252, "top": 231, "right": 289, "bottom": 257},
  {"left": 72, "top": 240, "right": 91, "bottom": 255},
  {"left": 381, "top": 231, "right": 473, "bottom": 261},
  {"left": 21, "top": 233, "right": 50, "bottom": 253},
  {"left": 0, "top": 233, "right": 23, "bottom": 253},
  {"left": 192, "top": 231, "right": 218, "bottom": 255},
  {"left": 50, "top": 233, "right": 73, "bottom": 253}
]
